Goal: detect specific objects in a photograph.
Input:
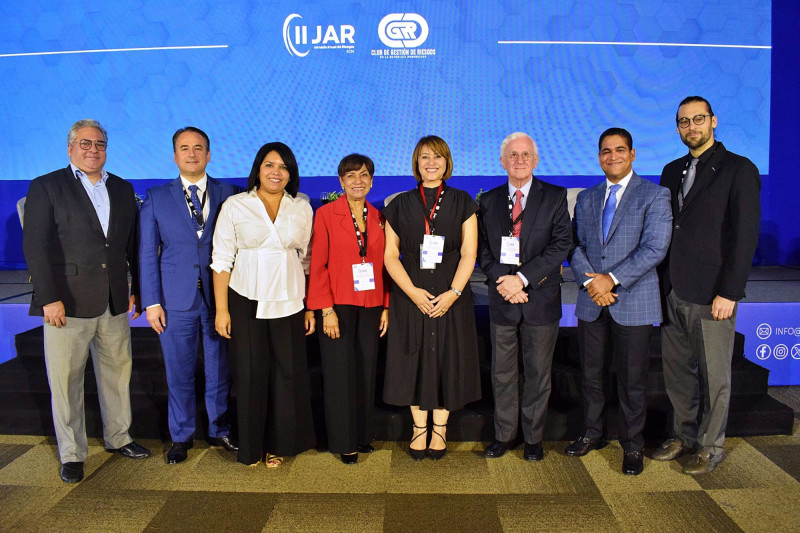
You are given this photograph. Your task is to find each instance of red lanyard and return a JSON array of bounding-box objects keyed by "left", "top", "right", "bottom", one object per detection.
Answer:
[{"left": 419, "top": 182, "right": 444, "bottom": 235}]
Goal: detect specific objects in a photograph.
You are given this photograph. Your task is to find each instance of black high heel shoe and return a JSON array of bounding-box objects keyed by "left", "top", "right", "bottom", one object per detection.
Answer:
[
  {"left": 428, "top": 423, "right": 447, "bottom": 460},
  {"left": 409, "top": 424, "right": 428, "bottom": 461},
  {"left": 340, "top": 453, "right": 358, "bottom": 465}
]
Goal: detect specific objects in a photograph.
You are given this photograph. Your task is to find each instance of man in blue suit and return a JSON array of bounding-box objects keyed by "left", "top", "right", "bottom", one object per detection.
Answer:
[
  {"left": 138, "top": 127, "right": 239, "bottom": 463},
  {"left": 566, "top": 128, "right": 672, "bottom": 475}
]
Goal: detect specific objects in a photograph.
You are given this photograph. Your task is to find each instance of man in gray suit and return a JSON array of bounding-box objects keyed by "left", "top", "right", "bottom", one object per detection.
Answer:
[
  {"left": 566, "top": 128, "right": 672, "bottom": 475},
  {"left": 23, "top": 119, "right": 151, "bottom": 484}
]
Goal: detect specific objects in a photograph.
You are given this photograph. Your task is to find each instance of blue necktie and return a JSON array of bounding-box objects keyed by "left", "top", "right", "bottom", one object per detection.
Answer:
[
  {"left": 188, "top": 185, "right": 205, "bottom": 230},
  {"left": 602, "top": 184, "right": 621, "bottom": 242}
]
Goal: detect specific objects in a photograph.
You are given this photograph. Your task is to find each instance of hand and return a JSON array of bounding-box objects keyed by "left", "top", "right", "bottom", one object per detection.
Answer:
[
  {"left": 43, "top": 301, "right": 66, "bottom": 328},
  {"left": 146, "top": 305, "right": 166, "bottom": 334},
  {"left": 379, "top": 308, "right": 389, "bottom": 337},
  {"left": 711, "top": 295, "right": 736, "bottom": 321},
  {"left": 408, "top": 287, "right": 436, "bottom": 314},
  {"left": 215, "top": 310, "right": 231, "bottom": 339},
  {"left": 321, "top": 308, "right": 339, "bottom": 339},
  {"left": 304, "top": 310, "right": 316, "bottom": 336},
  {"left": 428, "top": 290, "right": 458, "bottom": 318},
  {"left": 128, "top": 295, "right": 141, "bottom": 320},
  {"left": 585, "top": 273, "right": 615, "bottom": 299},
  {"left": 496, "top": 275, "right": 524, "bottom": 300},
  {"left": 507, "top": 290, "right": 529, "bottom": 304},
  {"left": 593, "top": 292, "right": 618, "bottom": 307}
]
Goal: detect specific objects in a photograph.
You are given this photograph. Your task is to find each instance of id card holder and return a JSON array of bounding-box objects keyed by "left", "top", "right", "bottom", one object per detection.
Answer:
[
  {"left": 422, "top": 234, "right": 445, "bottom": 264},
  {"left": 352, "top": 262, "right": 376, "bottom": 291},
  {"left": 419, "top": 244, "right": 437, "bottom": 269},
  {"left": 500, "top": 236, "right": 520, "bottom": 265}
]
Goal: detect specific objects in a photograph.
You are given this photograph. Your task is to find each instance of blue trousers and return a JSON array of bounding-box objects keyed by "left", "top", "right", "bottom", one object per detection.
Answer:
[{"left": 160, "top": 288, "right": 231, "bottom": 442}]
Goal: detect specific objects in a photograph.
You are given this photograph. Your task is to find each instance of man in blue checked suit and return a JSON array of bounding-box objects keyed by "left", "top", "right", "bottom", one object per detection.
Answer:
[
  {"left": 565, "top": 128, "right": 672, "bottom": 475},
  {"left": 138, "top": 127, "right": 240, "bottom": 464}
]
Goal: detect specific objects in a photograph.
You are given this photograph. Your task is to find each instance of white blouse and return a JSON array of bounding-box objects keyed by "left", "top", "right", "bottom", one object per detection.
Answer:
[{"left": 211, "top": 189, "right": 312, "bottom": 319}]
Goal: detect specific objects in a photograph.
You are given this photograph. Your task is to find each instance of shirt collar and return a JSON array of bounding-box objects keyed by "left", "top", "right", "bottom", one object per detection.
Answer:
[
  {"left": 606, "top": 170, "right": 633, "bottom": 194},
  {"left": 508, "top": 176, "right": 534, "bottom": 198},
  {"left": 70, "top": 163, "right": 108, "bottom": 184},
  {"left": 180, "top": 174, "right": 207, "bottom": 192}
]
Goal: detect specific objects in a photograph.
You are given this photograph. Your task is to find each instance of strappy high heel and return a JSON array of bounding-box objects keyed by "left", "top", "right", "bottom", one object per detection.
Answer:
[
  {"left": 428, "top": 423, "right": 447, "bottom": 460},
  {"left": 409, "top": 424, "right": 428, "bottom": 461}
]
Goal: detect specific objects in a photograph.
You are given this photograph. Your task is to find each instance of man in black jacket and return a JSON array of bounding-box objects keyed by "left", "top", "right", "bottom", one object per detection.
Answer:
[
  {"left": 654, "top": 97, "right": 761, "bottom": 475},
  {"left": 23, "top": 119, "right": 150, "bottom": 484}
]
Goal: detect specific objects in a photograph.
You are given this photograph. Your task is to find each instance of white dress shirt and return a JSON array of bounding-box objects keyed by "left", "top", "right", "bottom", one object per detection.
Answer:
[
  {"left": 180, "top": 174, "right": 210, "bottom": 238},
  {"left": 211, "top": 189, "right": 313, "bottom": 319}
]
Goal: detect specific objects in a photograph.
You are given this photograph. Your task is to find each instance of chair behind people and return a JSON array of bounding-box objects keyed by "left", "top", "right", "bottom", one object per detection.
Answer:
[
  {"left": 17, "top": 197, "right": 26, "bottom": 228},
  {"left": 383, "top": 191, "right": 402, "bottom": 207},
  {"left": 566, "top": 188, "right": 584, "bottom": 220}
]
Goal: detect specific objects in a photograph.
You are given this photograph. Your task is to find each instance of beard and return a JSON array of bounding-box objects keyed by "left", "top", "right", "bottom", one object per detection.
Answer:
[{"left": 681, "top": 130, "right": 712, "bottom": 150}]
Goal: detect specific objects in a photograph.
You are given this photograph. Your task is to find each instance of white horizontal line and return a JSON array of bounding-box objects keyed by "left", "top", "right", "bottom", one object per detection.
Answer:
[
  {"left": 0, "top": 45, "right": 229, "bottom": 58},
  {"left": 497, "top": 40, "right": 771, "bottom": 50}
]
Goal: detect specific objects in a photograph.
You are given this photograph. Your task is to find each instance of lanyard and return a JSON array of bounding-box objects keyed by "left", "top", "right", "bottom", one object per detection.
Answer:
[
  {"left": 419, "top": 182, "right": 445, "bottom": 235},
  {"left": 183, "top": 186, "right": 207, "bottom": 230},
  {"left": 349, "top": 203, "right": 369, "bottom": 261}
]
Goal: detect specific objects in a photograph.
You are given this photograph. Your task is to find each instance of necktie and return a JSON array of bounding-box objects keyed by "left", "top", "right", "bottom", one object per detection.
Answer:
[
  {"left": 602, "top": 184, "right": 621, "bottom": 242},
  {"left": 679, "top": 157, "right": 699, "bottom": 210},
  {"left": 512, "top": 189, "right": 523, "bottom": 237},
  {"left": 188, "top": 185, "right": 205, "bottom": 229}
]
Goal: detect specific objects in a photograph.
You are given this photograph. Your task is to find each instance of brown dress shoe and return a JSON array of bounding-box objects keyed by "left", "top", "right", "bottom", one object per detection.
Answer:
[
  {"left": 652, "top": 438, "right": 691, "bottom": 461},
  {"left": 683, "top": 449, "right": 724, "bottom": 476}
]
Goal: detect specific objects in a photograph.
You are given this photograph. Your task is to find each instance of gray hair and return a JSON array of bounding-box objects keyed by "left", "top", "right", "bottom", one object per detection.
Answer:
[
  {"left": 67, "top": 119, "right": 108, "bottom": 145},
  {"left": 500, "top": 132, "right": 537, "bottom": 158}
]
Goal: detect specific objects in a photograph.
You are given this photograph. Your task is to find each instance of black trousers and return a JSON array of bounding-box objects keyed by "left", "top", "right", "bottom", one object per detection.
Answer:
[
  {"left": 317, "top": 305, "right": 382, "bottom": 454},
  {"left": 227, "top": 289, "right": 315, "bottom": 464},
  {"left": 577, "top": 307, "right": 652, "bottom": 452}
]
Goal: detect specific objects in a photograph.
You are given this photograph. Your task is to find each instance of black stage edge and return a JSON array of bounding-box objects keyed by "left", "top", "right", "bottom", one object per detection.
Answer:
[{"left": 2, "top": 306, "right": 794, "bottom": 447}]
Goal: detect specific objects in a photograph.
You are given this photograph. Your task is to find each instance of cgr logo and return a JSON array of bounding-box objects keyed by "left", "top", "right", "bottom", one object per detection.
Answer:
[
  {"left": 283, "top": 14, "right": 355, "bottom": 57},
  {"left": 378, "top": 13, "right": 429, "bottom": 48},
  {"left": 756, "top": 323, "right": 771, "bottom": 339}
]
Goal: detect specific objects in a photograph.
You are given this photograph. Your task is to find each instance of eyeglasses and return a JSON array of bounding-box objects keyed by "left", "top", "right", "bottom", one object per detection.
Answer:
[
  {"left": 74, "top": 139, "right": 108, "bottom": 151},
  {"left": 677, "top": 114, "right": 713, "bottom": 129},
  {"left": 503, "top": 151, "right": 534, "bottom": 161}
]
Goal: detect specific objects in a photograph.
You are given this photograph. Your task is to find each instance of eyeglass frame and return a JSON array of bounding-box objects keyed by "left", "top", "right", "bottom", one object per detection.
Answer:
[
  {"left": 502, "top": 151, "right": 535, "bottom": 162},
  {"left": 73, "top": 139, "right": 108, "bottom": 151},
  {"left": 676, "top": 114, "right": 713, "bottom": 129}
]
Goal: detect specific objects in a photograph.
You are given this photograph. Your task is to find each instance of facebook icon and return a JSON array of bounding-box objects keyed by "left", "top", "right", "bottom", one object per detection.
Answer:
[{"left": 756, "top": 344, "right": 771, "bottom": 360}]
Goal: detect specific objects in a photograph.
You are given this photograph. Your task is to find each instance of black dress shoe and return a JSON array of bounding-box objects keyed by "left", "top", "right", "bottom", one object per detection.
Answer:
[
  {"left": 564, "top": 436, "right": 607, "bottom": 457},
  {"left": 623, "top": 450, "right": 644, "bottom": 475},
  {"left": 357, "top": 444, "right": 374, "bottom": 454},
  {"left": 524, "top": 442, "right": 543, "bottom": 461},
  {"left": 60, "top": 461, "right": 84, "bottom": 483},
  {"left": 207, "top": 435, "right": 239, "bottom": 453},
  {"left": 340, "top": 453, "right": 358, "bottom": 465},
  {"left": 167, "top": 441, "right": 193, "bottom": 464},
  {"left": 106, "top": 441, "right": 151, "bottom": 459},
  {"left": 484, "top": 440, "right": 514, "bottom": 458}
]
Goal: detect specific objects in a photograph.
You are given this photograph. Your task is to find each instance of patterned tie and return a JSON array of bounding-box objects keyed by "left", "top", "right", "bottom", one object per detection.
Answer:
[
  {"left": 188, "top": 185, "right": 205, "bottom": 229},
  {"left": 679, "top": 157, "right": 699, "bottom": 210},
  {"left": 512, "top": 189, "right": 523, "bottom": 237},
  {"left": 602, "top": 184, "right": 621, "bottom": 242}
]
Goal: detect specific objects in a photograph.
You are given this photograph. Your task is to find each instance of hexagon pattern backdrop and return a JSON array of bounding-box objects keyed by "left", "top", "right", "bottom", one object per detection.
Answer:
[{"left": 0, "top": 1, "right": 771, "bottom": 180}]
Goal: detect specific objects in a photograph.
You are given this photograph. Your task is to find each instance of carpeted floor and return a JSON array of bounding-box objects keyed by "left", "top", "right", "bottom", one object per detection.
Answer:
[{"left": 1, "top": 407, "right": 799, "bottom": 533}]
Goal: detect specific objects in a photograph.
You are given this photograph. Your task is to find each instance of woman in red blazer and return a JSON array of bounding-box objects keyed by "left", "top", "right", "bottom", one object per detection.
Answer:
[{"left": 307, "top": 154, "right": 389, "bottom": 464}]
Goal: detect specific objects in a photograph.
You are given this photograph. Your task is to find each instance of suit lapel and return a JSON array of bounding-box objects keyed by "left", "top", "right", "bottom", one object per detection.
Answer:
[
  {"left": 681, "top": 144, "right": 724, "bottom": 212},
  {"left": 200, "top": 177, "right": 220, "bottom": 242},
  {"left": 170, "top": 178, "right": 199, "bottom": 237},
  {"left": 592, "top": 184, "right": 605, "bottom": 246},
  {"left": 520, "top": 177, "right": 543, "bottom": 252},
  {"left": 64, "top": 167, "right": 105, "bottom": 238}
]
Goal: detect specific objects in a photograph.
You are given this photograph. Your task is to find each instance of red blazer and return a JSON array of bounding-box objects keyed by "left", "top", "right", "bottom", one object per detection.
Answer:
[{"left": 307, "top": 196, "right": 390, "bottom": 310}]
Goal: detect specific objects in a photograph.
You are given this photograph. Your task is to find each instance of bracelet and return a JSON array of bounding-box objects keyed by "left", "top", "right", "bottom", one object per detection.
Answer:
[
  {"left": 321, "top": 309, "right": 335, "bottom": 318},
  {"left": 450, "top": 287, "right": 462, "bottom": 297}
]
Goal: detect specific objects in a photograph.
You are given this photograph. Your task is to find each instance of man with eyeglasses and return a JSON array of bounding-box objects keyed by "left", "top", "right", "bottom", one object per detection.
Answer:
[
  {"left": 478, "top": 132, "right": 572, "bottom": 461},
  {"left": 138, "top": 127, "right": 239, "bottom": 464},
  {"left": 654, "top": 96, "right": 761, "bottom": 475},
  {"left": 23, "top": 119, "right": 150, "bottom": 484}
]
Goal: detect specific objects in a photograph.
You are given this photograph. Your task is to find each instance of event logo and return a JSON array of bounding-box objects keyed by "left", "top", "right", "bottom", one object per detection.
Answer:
[
  {"left": 283, "top": 14, "right": 355, "bottom": 57},
  {"left": 756, "top": 323, "right": 772, "bottom": 339},
  {"left": 372, "top": 13, "right": 436, "bottom": 60},
  {"left": 378, "top": 13, "right": 429, "bottom": 48},
  {"left": 756, "top": 344, "right": 771, "bottom": 360}
]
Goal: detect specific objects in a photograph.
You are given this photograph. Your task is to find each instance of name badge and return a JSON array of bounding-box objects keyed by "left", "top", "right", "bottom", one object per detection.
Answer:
[
  {"left": 419, "top": 245, "right": 436, "bottom": 269},
  {"left": 352, "top": 262, "right": 375, "bottom": 291},
  {"left": 500, "top": 236, "right": 520, "bottom": 265},
  {"left": 422, "top": 234, "right": 445, "bottom": 264}
]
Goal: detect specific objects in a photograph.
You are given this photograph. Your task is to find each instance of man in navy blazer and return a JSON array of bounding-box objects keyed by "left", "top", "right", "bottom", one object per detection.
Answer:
[
  {"left": 24, "top": 119, "right": 150, "bottom": 484},
  {"left": 478, "top": 132, "right": 572, "bottom": 461},
  {"left": 566, "top": 128, "right": 672, "bottom": 475},
  {"left": 138, "top": 127, "right": 239, "bottom": 463}
]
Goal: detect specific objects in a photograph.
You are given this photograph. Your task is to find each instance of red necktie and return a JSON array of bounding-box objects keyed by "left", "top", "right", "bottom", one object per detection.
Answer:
[{"left": 512, "top": 189, "right": 523, "bottom": 237}]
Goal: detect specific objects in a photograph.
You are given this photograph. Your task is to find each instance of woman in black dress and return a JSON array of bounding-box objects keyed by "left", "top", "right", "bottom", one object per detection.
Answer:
[{"left": 382, "top": 135, "right": 481, "bottom": 460}]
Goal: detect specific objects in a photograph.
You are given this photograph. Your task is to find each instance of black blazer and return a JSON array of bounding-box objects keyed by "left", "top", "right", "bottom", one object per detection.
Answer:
[
  {"left": 659, "top": 142, "right": 761, "bottom": 305},
  {"left": 478, "top": 176, "right": 572, "bottom": 326},
  {"left": 23, "top": 166, "right": 139, "bottom": 318}
]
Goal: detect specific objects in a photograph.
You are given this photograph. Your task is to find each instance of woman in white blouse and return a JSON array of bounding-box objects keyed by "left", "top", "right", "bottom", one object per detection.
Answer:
[{"left": 211, "top": 142, "right": 316, "bottom": 467}]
